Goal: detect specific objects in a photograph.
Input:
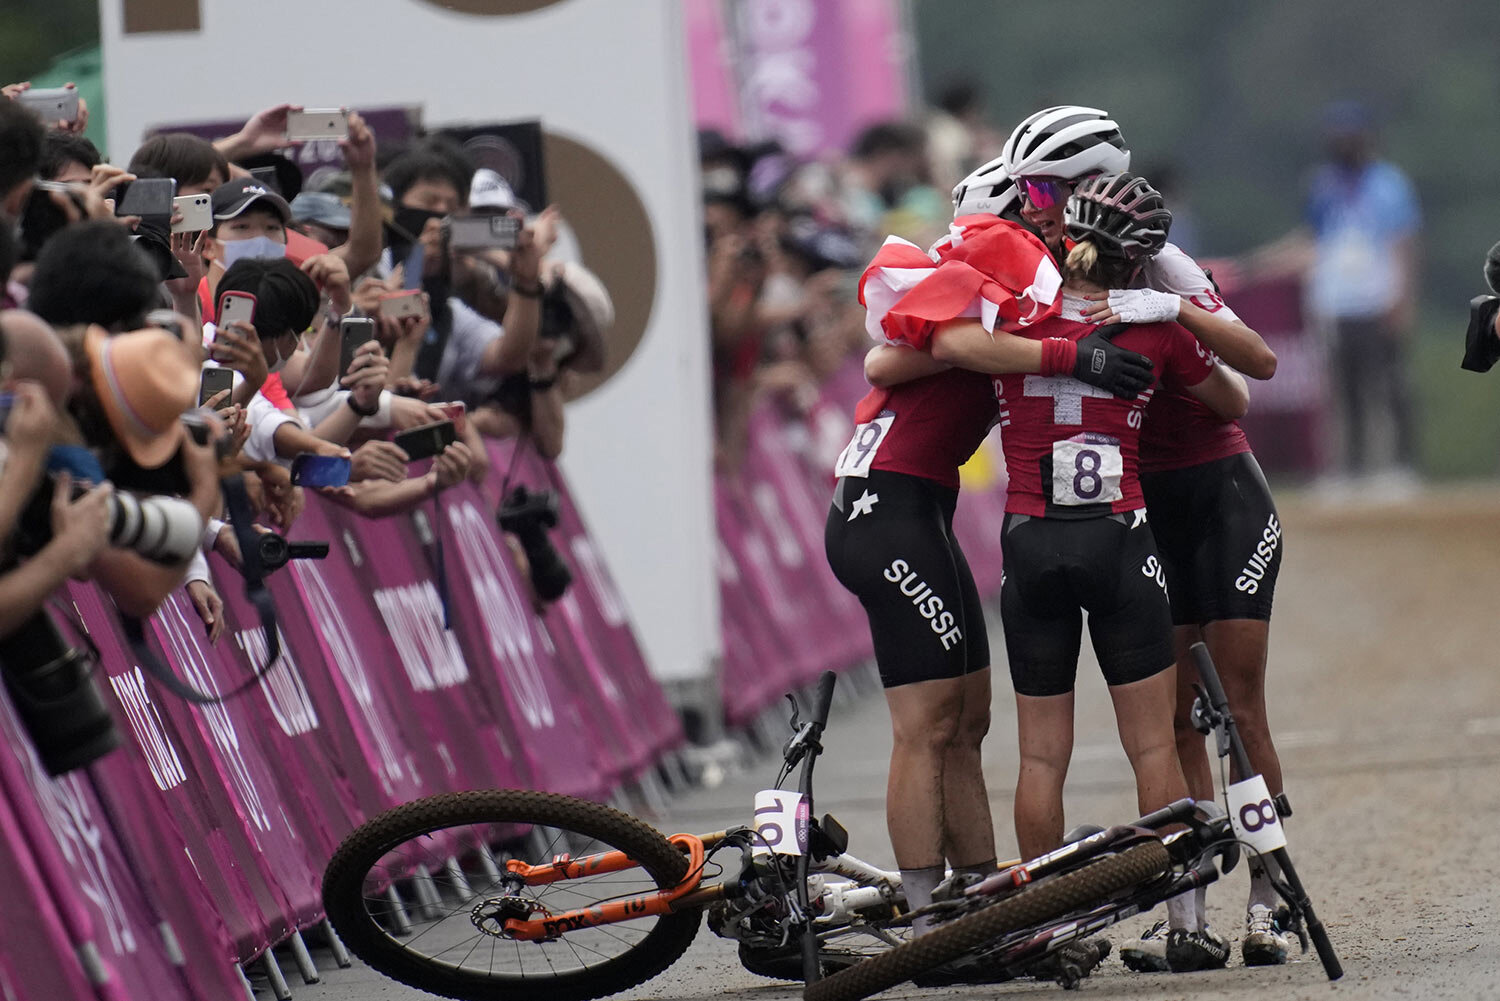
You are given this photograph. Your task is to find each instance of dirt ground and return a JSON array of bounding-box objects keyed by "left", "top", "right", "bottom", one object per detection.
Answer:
[{"left": 293, "top": 486, "right": 1500, "bottom": 1000}]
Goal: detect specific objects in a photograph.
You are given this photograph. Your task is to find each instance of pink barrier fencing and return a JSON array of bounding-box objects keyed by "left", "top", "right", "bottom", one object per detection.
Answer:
[{"left": 0, "top": 453, "right": 686, "bottom": 997}]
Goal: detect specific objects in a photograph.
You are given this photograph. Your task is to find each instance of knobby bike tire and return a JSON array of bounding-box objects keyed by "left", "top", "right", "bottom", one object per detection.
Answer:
[
  {"left": 323, "top": 789, "right": 702, "bottom": 1001},
  {"left": 804, "top": 840, "right": 1172, "bottom": 1001}
]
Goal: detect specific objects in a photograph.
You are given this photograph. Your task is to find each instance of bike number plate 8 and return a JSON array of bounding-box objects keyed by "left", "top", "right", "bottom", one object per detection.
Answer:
[
  {"left": 1227, "top": 775, "right": 1287, "bottom": 853},
  {"left": 1051, "top": 437, "right": 1123, "bottom": 506},
  {"left": 752, "top": 790, "right": 809, "bottom": 856}
]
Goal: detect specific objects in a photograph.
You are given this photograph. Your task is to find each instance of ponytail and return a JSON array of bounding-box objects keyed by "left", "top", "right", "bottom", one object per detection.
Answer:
[
  {"left": 1064, "top": 240, "right": 1100, "bottom": 281},
  {"left": 1064, "top": 238, "right": 1135, "bottom": 289}
]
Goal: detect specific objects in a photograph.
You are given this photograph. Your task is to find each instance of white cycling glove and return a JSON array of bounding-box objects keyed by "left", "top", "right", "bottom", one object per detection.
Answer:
[{"left": 1107, "top": 288, "right": 1181, "bottom": 323}]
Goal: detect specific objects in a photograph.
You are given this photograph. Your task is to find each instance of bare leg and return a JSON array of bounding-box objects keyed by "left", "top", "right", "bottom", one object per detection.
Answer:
[
  {"left": 884, "top": 676, "right": 964, "bottom": 869},
  {"left": 1171, "top": 624, "right": 1215, "bottom": 801},
  {"left": 1202, "top": 619, "right": 1282, "bottom": 794},
  {"left": 941, "top": 668, "right": 996, "bottom": 868},
  {"left": 1013, "top": 691, "right": 1075, "bottom": 860},
  {"left": 1108, "top": 667, "right": 1190, "bottom": 817}
]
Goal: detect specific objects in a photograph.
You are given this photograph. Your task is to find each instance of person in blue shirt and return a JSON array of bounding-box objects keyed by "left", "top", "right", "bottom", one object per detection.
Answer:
[{"left": 1251, "top": 101, "right": 1422, "bottom": 485}]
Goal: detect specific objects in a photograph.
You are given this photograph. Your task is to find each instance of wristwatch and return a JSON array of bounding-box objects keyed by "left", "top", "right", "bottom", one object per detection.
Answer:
[{"left": 346, "top": 393, "right": 379, "bottom": 418}]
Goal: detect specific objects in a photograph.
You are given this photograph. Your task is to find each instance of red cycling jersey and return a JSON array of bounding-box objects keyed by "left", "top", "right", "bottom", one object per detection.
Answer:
[
  {"left": 836, "top": 367, "right": 998, "bottom": 491},
  {"left": 1138, "top": 386, "right": 1250, "bottom": 474},
  {"left": 996, "top": 302, "right": 1215, "bottom": 517}
]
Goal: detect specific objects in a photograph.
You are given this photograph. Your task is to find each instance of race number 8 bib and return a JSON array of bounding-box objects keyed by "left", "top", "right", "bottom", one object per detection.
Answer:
[
  {"left": 834, "top": 413, "right": 896, "bottom": 479},
  {"left": 1051, "top": 437, "right": 1123, "bottom": 506}
]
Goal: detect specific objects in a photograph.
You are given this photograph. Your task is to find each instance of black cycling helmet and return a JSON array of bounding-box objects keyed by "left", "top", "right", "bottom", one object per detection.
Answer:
[{"left": 1065, "top": 172, "right": 1172, "bottom": 261}]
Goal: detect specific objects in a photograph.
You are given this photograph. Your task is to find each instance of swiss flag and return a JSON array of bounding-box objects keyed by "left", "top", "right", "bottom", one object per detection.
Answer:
[{"left": 859, "top": 216, "right": 1062, "bottom": 349}]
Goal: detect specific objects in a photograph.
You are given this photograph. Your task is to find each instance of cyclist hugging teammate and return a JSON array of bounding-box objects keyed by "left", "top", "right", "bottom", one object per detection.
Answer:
[{"left": 829, "top": 105, "right": 1290, "bottom": 977}]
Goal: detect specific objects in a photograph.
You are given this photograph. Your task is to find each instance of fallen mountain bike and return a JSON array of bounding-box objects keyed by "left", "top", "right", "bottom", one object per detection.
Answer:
[
  {"left": 323, "top": 671, "right": 928, "bottom": 1001},
  {"left": 803, "top": 642, "right": 1344, "bottom": 1001}
]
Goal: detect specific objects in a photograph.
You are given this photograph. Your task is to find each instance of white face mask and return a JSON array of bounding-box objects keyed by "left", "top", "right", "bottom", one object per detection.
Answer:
[{"left": 219, "top": 235, "right": 287, "bottom": 269}]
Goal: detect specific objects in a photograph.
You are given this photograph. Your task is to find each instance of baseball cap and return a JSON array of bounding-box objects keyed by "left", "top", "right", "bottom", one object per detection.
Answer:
[
  {"left": 85, "top": 325, "right": 200, "bottom": 469},
  {"left": 469, "top": 168, "right": 517, "bottom": 212},
  {"left": 210, "top": 176, "right": 292, "bottom": 224},
  {"left": 290, "top": 191, "right": 351, "bottom": 230}
]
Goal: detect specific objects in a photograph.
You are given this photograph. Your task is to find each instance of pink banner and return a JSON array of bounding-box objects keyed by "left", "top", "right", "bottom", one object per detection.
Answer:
[
  {"left": 478, "top": 441, "right": 685, "bottom": 770},
  {"left": 723, "top": 0, "right": 910, "bottom": 158},
  {"left": 142, "top": 591, "right": 327, "bottom": 933},
  {"left": 1217, "top": 273, "right": 1327, "bottom": 476},
  {"left": 685, "top": 0, "right": 742, "bottom": 138},
  {"left": 323, "top": 500, "right": 529, "bottom": 795},
  {"left": 435, "top": 484, "right": 608, "bottom": 799},
  {"left": 0, "top": 782, "right": 102, "bottom": 1001},
  {"left": 0, "top": 677, "right": 204, "bottom": 1000},
  {"left": 70, "top": 584, "right": 289, "bottom": 961}
]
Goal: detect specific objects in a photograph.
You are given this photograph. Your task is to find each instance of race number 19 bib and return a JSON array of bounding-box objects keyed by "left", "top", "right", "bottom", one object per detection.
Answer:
[
  {"left": 1051, "top": 435, "right": 1123, "bottom": 506},
  {"left": 834, "top": 413, "right": 896, "bottom": 479}
]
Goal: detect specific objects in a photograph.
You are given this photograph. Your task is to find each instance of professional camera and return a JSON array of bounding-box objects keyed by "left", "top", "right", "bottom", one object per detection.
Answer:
[
  {"left": 497, "top": 485, "right": 572, "bottom": 602},
  {"left": 0, "top": 613, "right": 122, "bottom": 775}
]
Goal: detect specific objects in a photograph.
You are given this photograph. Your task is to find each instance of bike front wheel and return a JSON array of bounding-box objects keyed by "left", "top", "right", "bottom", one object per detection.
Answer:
[
  {"left": 804, "top": 840, "right": 1172, "bottom": 1001},
  {"left": 323, "top": 789, "right": 702, "bottom": 1001}
]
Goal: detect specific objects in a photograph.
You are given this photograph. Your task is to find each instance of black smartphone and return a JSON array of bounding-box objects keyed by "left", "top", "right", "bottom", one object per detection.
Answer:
[
  {"left": 248, "top": 165, "right": 282, "bottom": 196},
  {"left": 19, "top": 181, "right": 84, "bottom": 256},
  {"left": 198, "top": 368, "right": 235, "bottom": 410},
  {"left": 339, "top": 316, "right": 376, "bottom": 379},
  {"left": 392, "top": 419, "right": 457, "bottom": 462},
  {"left": 290, "top": 453, "right": 352, "bottom": 488},
  {"left": 116, "top": 177, "right": 177, "bottom": 223}
]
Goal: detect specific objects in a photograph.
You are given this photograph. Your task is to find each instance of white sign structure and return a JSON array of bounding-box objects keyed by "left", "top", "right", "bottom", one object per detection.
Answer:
[{"left": 101, "top": 0, "right": 720, "bottom": 690}]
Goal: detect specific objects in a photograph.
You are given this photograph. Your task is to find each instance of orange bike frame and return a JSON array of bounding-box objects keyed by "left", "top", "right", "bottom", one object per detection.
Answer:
[{"left": 501, "top": 832, "right": 715, "bottom": 941}]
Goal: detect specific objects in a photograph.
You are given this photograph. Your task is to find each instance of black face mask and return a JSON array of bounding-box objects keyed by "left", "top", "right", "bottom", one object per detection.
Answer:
[{"left": 388, "top": 205, "right": 446, "bottom": 269}]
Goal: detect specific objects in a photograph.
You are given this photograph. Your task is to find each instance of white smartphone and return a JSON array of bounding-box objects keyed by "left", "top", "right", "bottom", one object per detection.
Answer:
[
  {"left": 378, "top": 290, "right": 426, "bottom": 320},
  {"left": 171, "top": 193, "right": 212, "bottom": 234},
  {"left": 18, "top": 87, "right": 79, "bottom": 124},
  {"left": 217, "top": 291, "right": 257, "bottom": 328},
  {"left": 285, "top": 108, "right": 349, "bottom": 141}
]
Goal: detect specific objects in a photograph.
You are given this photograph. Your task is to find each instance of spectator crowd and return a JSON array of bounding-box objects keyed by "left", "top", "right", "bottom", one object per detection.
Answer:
[{"left": 0, "top": 84, "right": 615, "bottom": 766}]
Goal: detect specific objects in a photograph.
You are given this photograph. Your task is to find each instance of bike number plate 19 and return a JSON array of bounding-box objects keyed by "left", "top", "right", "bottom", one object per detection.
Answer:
[
  {"left": 833, "top": 413, "right": 895, "bottom": 479},
  {"left": 1227, "top": 775, "right": 1287, "bottom": 853},
  {"left": 752, "top": 790, "right": 809, "bottom": 856}
]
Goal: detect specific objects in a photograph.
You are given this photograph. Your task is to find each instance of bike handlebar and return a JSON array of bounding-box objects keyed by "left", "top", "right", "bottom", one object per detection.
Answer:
[
  {"left": 1134, "top": 797, "right": 1199, "bottom": 830},
  {"left": 810, "top": 671, "right": 837, "bottom": 732}
]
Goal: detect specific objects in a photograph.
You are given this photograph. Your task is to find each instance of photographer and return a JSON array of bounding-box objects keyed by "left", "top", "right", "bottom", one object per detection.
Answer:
[
  {"left": 51, "top": 323, "right": 222, "bottom": 618},
  {"left": 1461, "top": 240, "right": 1500, "bottom": 373},
  {"left": 470, "top": 259, "right": 613, "bottom": 459},
  {"left": 0, "top": 311, "right": 114, "bottom": 639}
]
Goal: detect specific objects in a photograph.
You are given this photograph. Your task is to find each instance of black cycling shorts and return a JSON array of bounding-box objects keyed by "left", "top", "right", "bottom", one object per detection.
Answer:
[
  {"left": 999, "top": 511, "right": 1174, "bottom": 698},
  {"left": 1140, "top": 452, "right": 1282, "bottom": 626},
  {"left": 824, "top": 470, "right": 989, "bottom": 688}
]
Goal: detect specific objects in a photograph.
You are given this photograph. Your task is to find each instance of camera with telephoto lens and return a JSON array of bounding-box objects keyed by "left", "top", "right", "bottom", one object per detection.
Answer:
[{"left": 496, "top": 485, "right": 572, "bottom": 602}]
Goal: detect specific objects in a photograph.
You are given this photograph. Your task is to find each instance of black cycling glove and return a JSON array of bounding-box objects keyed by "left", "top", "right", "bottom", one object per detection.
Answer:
[{"left": 1073, "top": 322, "right": 1155, "bottom": 399}]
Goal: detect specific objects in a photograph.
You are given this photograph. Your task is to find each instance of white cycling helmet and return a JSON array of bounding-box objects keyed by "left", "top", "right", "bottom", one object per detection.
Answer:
[
  {"left": 1001, "top": 105, "right": 1131, "bottom": 180},
  {"left": 951, "top": 155, "right": 1018, "bottom": 218}
]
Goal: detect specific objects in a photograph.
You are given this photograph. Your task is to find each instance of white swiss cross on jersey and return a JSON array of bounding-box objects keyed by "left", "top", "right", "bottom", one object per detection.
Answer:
[{"left": 1019, "top": 375, "right": 1114, "bottom": 425}]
